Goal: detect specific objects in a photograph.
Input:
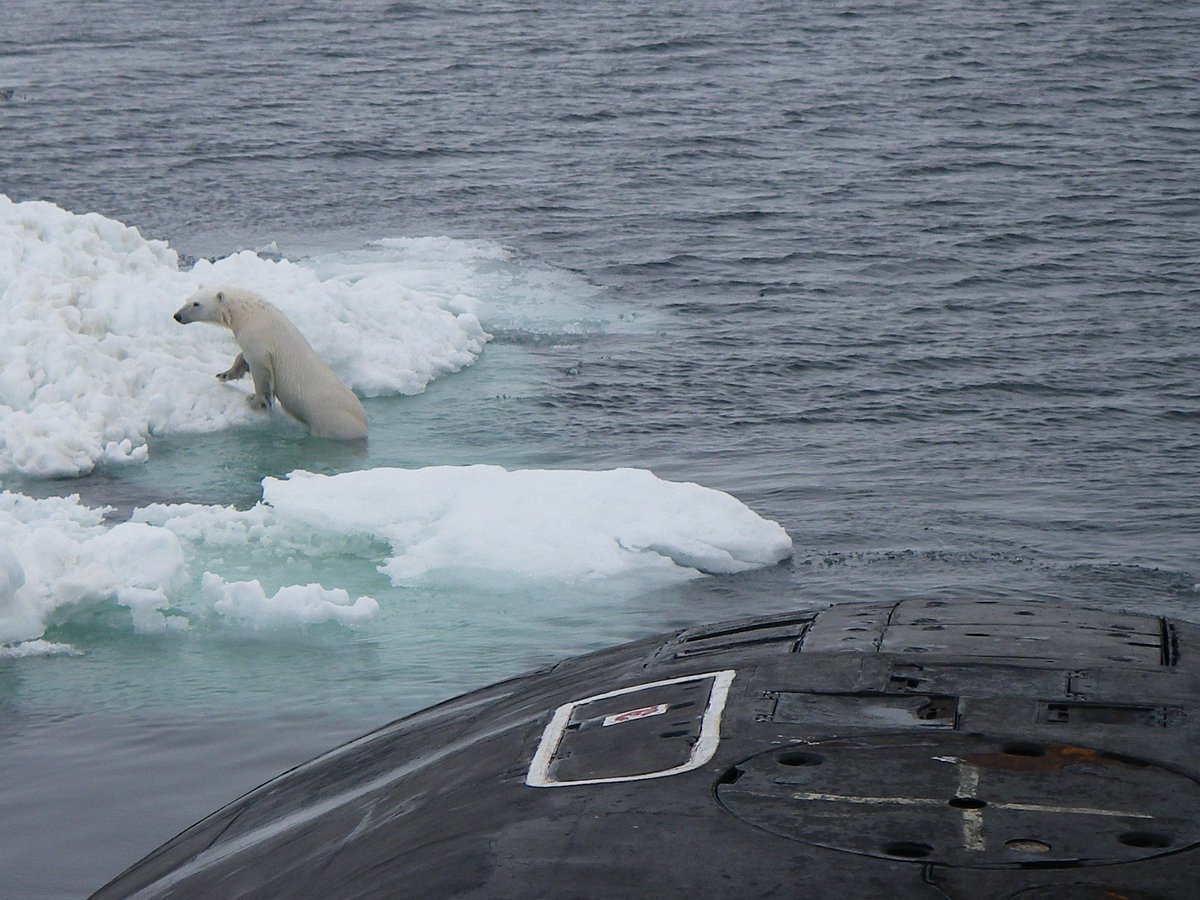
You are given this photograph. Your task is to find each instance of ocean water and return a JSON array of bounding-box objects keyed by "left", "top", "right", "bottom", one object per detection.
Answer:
[{"left": 2, "top": 0, "right": 1198, "bottom": 895}]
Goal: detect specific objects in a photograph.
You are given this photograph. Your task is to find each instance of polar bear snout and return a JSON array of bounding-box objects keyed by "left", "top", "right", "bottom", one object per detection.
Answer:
[{"left": 173, "top": 298, "right": 208, "bottom": 325}]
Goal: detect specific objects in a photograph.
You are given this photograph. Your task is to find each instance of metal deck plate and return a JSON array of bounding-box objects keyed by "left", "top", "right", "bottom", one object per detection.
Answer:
[{"left": 716, "top": 732, "right": 1200, "bottom": 867}]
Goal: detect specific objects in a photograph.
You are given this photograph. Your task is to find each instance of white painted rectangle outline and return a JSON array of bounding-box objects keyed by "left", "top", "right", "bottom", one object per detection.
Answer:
[{"left": 525, "top": 669, "right": 737, "bottom": 788}]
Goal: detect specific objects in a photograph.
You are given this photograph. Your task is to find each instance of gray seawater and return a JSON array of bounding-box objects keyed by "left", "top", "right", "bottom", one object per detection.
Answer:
[{"left": 2, "top": 0, "right": 1198, "bottom": 895}]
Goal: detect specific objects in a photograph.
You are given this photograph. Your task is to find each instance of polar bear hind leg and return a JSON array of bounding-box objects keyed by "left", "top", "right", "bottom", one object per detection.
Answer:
[{"left": 247, "top": 355, "right": 276, "bottom": 411}]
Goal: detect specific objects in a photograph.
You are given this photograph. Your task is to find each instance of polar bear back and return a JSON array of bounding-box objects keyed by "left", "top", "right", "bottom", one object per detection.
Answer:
[{"left": 244, "top": 304, "right": 367, "bottom": 440}]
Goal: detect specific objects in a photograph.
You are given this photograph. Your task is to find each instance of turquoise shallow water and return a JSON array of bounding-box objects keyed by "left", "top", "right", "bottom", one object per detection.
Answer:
[{"left": 2, "top": 0, "right": 1198, "bottom": 894}]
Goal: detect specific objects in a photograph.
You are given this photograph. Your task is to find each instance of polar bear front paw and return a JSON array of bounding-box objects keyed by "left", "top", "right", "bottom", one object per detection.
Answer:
[
  {"left": 217, "top": 353, "right": 249, "bottom": 382},
  {"left": 248, "top": 395, "right": 271, "bottom": 411}
]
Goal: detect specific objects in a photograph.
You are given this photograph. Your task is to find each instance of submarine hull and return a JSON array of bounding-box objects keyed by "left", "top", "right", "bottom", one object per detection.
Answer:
[{"left": 93, "top": 599, "right": 1200, "bottom": 898}]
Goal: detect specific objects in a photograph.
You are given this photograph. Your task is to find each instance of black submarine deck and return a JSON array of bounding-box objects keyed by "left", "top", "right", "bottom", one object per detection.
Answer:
[{"left": 94, "top": 598, "right": 1200, "bottom": 899}]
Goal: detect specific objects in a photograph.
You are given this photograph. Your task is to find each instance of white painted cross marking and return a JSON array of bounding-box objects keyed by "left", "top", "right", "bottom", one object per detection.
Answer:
[
  {"left": 789, "top": 791, "right": 1151, "bottom": 820},
  {"left": 956, "top": 764, "right": 985, "bottom": 851},
  {"left": 790, "top": 754, "right": 1153, "bottom": 853}
]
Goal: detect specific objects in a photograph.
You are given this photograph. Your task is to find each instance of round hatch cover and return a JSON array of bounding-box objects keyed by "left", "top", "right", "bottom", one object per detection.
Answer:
[{"left": 715, "top": 733, "right": 1200, "bottom": 868}]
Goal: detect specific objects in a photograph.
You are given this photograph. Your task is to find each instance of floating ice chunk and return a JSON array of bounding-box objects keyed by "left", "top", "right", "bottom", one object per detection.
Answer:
[
  {"left": 0, "top": 487, "right": 380, "bottom": 644},
  {"left": 0, "top": 542, "right": 23, "bottom": 597},
  {"left": 262, "top": 466, "right": 794, "bottom": 585},
  {"left": 0, "top": 491, "right": 188, "bottom": 643},
  {"left": 0, "top": 195, "right": 192, "bottom": 477},
  {"left": 0, "top": 541, "right": 39, "bottom": 645},
  {"left": 200, "top": 572, "right": 379, "bottom": 628},
  {"left": 116, "top": 586, "right": 191, "bottom": 634},
  {"left": 133, "top": 500, "right": 275, "bottom": 545},
  {"left": 1, "top": 464, "right": 791, "bottom": 646},
  {"left": 90, "top": 522, "right": 187, "bottom": 594}
]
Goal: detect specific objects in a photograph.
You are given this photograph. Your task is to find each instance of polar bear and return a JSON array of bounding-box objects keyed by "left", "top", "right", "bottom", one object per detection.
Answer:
[{"left": 174, "top": 288, "right": 368, "bottom": 440}]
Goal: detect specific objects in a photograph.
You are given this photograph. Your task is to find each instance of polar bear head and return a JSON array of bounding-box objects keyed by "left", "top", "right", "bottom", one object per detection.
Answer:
[{"left": 173, "top": 289, "right": 233, "bottom": 327}]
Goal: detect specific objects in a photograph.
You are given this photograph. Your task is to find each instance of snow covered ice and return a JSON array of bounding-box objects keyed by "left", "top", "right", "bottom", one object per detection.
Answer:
[
  {"left": 0, "top": 194, "right": 490, "bottom": 477},
  {"left": 0, "top": 197, "right": 793, "bottom": 654},
  {"left": 2, "top": 466, "right": 792, "bottom": 650},
  {"left": 261, "top": 467, "right": 795, "bottom": 583}
]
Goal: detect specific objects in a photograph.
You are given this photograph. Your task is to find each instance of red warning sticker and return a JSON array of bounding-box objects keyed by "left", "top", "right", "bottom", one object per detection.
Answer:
[{"left": 602, "top": 703, "right": 671, "bottom": 727}]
